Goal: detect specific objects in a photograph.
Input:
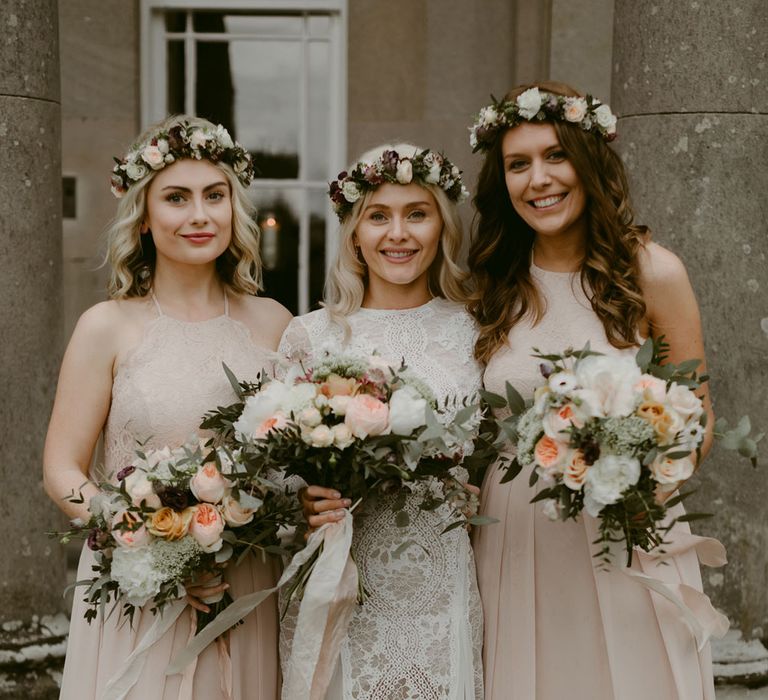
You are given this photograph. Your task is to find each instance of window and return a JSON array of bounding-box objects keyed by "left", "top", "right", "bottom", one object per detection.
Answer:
[{"left": 141, "top": 0, "right": 347, "bottom": 314}]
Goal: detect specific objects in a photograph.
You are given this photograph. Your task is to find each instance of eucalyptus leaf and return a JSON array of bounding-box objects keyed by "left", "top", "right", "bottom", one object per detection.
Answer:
[
  {"left": 635, "top": 338, "right": 654, "bottom": 371},
  {"left": 479, "top": 389, "right": 507, "bottom": 409},
  {"left": 504, "top": 382, "right": 526, "bottom": 416},
  {"left": 500, "top": 459, "right": 523, "bottom": 484}
]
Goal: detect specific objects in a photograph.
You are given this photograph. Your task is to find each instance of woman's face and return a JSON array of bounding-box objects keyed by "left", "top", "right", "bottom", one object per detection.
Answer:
[
  {"left": 143, "top": 158, "right": 233, "bottom": 269},
  {"left": 355, "top": 183, "right": 442, "bottom": 306},
  {"left": 501, "top": 122, "right": 587, "bottom": 241}
]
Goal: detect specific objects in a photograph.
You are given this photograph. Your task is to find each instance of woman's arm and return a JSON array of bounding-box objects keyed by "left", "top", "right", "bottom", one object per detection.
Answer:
[
  {"left": 639, "top": 242, "right": 715, "bottom": 462},
  {"left": 43, "top": 303, "right": 120, "bottom": 522}
]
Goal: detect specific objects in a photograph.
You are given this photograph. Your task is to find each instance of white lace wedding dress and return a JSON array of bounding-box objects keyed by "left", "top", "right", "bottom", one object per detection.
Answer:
[{"left": 278, "top": 298, "right": 484, "bottom": 700}]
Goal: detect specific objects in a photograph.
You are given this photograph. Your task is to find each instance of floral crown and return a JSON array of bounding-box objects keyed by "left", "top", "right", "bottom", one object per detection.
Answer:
[
  {"left": 110, "top": 121, "right": 255, "bottom": 198},
  {"left": 469, "top": 87, "right": 618, "bottom": 153},
  {"left": 328, "top": 148, "right": 469, "bottom": 221}
]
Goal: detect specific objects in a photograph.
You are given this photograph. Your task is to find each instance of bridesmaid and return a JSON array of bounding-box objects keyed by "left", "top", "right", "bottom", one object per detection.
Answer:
[
  {"left": 44, "top": 115, "right": 291, "bottom": 699},
  {"left": 467, "top": 82, "right": 725, "bottom": 699},
  {"left": 281, "top": 143, "right": 485, "bottom": 699}
]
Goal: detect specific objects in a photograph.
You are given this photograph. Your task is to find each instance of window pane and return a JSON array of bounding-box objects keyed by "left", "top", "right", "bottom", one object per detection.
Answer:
[
  {"left": 308, "top": 15, "right": 331, "bottom": 37},
  {"left": 309, "top": 190, "right": 328, "bottom": 311},
  {"left": 164, "top": 11, "right": 186, "bottom": 33},
  {"left": 167, "top": 40, "right": 186, "bottom": 115},
  {"left": 226, "top": 41, "right": 301, "bottom": 178},
  {"left": 252, "top": 189, "right": 302, "bottom": 313},
  {"left": 195, "top": 41, "right": 235, "bottom": 131},
  {"left": 224, "top": 14, "right": 303, "bottom": 35},
  {"left": 307, "top": 42, "right": 330, "bottom": 181}
]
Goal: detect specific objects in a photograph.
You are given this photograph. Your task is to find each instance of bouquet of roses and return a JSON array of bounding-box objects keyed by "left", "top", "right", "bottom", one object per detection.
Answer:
[
  {"left": 201, "top": 352, "right": 494, "bottom": 603},
  {"left": 58, "top": 437, "right": 295, "bottom": 631},
  {"left": 488, "top": 338, "right": 761, "bottom": 565}
]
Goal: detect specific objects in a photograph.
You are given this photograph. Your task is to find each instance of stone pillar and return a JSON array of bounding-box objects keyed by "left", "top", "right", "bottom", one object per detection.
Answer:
[
  {"left": 612, "top": 0, "right": 768, "bottom": 675},
  {"left": 0, "top": 0, "right": 67, "bottom": 694}
]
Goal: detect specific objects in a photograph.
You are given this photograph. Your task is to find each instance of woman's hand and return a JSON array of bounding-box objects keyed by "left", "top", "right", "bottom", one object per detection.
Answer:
[
  {"left": 185, "top": 571, "right": 229, "bottom": 614},
  {"left": 299, "top": 486, "right": 351, "bottom": 532}
]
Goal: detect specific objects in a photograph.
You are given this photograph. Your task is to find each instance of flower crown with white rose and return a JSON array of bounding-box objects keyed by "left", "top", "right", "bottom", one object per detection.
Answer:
[
  {"left": 110, "top": 121, "right": 255, "bottom": 198},
  {"left": 469, "top": 87, "right": 618, "bottom": 153},
  {"left": 328, "top": 148, "right": 469, "bottom": 221}
]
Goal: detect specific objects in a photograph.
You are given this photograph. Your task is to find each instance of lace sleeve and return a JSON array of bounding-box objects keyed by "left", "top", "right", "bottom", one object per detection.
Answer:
[{"left": 278, "top": 317, "right": 313, "bottom": 360}]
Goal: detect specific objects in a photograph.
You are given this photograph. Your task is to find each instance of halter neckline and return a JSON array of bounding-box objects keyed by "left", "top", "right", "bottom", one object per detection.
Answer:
[{"left": 150, "top": 290, "right": 230, "bottom": 320}]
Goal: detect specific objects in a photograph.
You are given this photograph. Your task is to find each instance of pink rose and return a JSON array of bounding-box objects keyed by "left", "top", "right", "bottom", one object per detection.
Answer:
[
  {"left": 141, "top": 145, "right": 165, "bottom": 169},
  {"left": 344, "top": 394, "right": 390, "bottom": 438},
  {"left": 190, "top": 463, "right": 230, "bottom": 504},
  {"left": 112, "top": 511, "right": 151, "bottom": 548},
  {"left": 533, "top": 435, "right": 569, "bottom": 475},
  {"left": 188, "top": 503, "right": 225, "bottom": 552}
]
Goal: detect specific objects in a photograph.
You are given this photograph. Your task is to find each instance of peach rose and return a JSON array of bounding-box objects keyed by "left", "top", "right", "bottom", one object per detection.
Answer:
[
  {"left": 320, "top": 373, "right": 357, "bottom": 398},
  {"left": 650, "top": 454, "right": 695, "bottom": 490},
  {"left": 112, "top": 511, "right": 151, "bottom": 548},
  {"left": 533, "top": 435, "right": 569, "bottom": 475},
  {"left": 221, "top": 495, "right": 257, "bottom": 527},
  {"left": 189, "top": 462, "right": 230, "bottom": 504},
  {"left": 147, "top": 506, "right": 193, "bottom": 540},
  {"left": 562, "top": 450, "right": 590, "bottom": 490},
  {"left": 344, "top": 394, "right": 390, "bottom": 438},
  {"left": 637, "top": 401, "right": 684, "bottom": 445},
  {"left": 188, "top": 504, "right": 225, "bottom": 553}
]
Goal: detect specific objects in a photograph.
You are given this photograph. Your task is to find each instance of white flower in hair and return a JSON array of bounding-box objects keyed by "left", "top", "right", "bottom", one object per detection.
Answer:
[
  {"left": 594, "top": 104, "right": 617, "bottom": 132},
  {"left": 479, "top": 105, "right": 499, "bottom": 126},
  {"left": 516, "top": 87, "right": 543, "bottom": 119},
  {"left": 126, "top": 161, "right": 148, "bottom": 180},
  {"left": 214, "top": 124, "right": 234, "bottom": 149},
  {"left": 141, "top": 146, "right": 165, "bottom": 169},
  {"left": 190, "top": 130, "right": 208, "bottom": 149},
  {"left": 341, "top": 180, "right": 362, "bottom": 202},
  {"left": 396, "top": 159, "right": 413, "bottom": 184}
]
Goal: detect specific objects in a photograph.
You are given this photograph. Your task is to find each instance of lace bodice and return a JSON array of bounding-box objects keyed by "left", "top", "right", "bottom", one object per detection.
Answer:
[
  {"left": 484, "top": 263, "right": 637, "bottom": 400},
  {"left": 279, "top": 300, "right": 485, "bottom": 700},
  {"left": 102, "top": 299, "right": 275, "bottom": 479}
]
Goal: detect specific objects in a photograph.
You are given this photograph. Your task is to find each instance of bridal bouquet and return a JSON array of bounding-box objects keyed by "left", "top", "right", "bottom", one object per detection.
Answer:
[
  {"left": 202, "top": 352, "right": 493, "bottom": 601},
  {"left": 489, "top": 339, "right": 761, "bottom": 565},
  {"left": 59, "top": 437, "right": 295, "bottom": 630}
]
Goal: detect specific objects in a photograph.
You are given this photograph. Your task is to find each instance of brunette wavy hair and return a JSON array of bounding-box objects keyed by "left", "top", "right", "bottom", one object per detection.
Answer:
[
  {"left": 104, "top": 115, "right": 262, "bottom": 298},
  {"left": 467, "top": 81, "right": 648, "bottom": 363}
]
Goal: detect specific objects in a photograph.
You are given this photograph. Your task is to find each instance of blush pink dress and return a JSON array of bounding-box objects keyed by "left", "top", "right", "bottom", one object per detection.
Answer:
[
  {"left": 60, "top": 294, "right": 280, "bottom": 700},
  {"left": 473, "top": 263, "right": 725, "bottom": 700}
]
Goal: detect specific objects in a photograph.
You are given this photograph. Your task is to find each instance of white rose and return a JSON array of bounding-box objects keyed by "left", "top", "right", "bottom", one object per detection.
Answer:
[
  {"left": 563, "top": 97, "right": 588, "bottom": 122},
  {"left": 665, "top": 383, "right": 704, "bottom": 422},
  {"left": 306, "top": 424, "right": 334, "bottom": 448},
  {"left": 328, "top": 394, "right": 351, "bottom": 416},
  {"left": 516, "top": 87, "right": 543, "bottom": 119},
  {"left": 395, "top": 159, "right": 413, "bottom": 184},
  {"left": 331, "top": 423, "right": 355, "bottom": 449},
  {"left": 141, "top": 145, "right": 165, "bottom": 169},
  {"left": 388, "top": 385, "right": 428, "bottom": 436},
  {"left": 189, "top": 130, "right": 209, "bottom": 149},
  {"left": 575, "top": 354, "right": 641, "bottom": 417},
  {"left": 583, "top": 454, "right": 641, "bottom": 516},
  {"left": 156, "top": 138, "right": 169, "bottom": 154},
  {"left": 650, "top": 454, "right": 695, "bottom": 489},
  {"left": 111, "top": 546, "right": 164, "bottom": 607},
  {"left": 425, "top": 161, "right": 441, "bottom": 184},
  {"left": 594, "top": 104, "right": 617, "bottom": 132},
  {"left": 541, "top": 498, "right": 561, "bottom": 521},
  {"left": 123, "top": 469, "right": 162, "bottom": 509},
  {"left": 233, "top": 381, "right": 291, "bottom": 437},
  {"left": 298, "top": 406, "right": 323, "bottom": 428},
  {"left": 125, "top": 161, "right": 148, "bottom": 181},
  {"left": 341, "top": 180, "right": 361, "bottom": 202},
  {"left": 214, "top": 124, "right": 234, "bottom": 149}
]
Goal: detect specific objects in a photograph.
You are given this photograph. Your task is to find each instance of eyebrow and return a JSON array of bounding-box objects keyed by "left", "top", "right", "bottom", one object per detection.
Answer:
[
  {"left": 160, "top": 181, "right": 228, "bottom": 192},
  {"left": 364, "top": 200, "right": 433, "bottom": 211},
  {"left": 503, "top": 144, "right": 562, "bottom": 161}
]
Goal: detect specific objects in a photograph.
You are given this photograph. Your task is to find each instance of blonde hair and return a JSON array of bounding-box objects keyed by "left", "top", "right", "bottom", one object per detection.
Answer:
[
  {"left": 324, "top": 143, "right": 468, "bottom": 328},
  {"left": 104, "top": 114, "right": 262, "bottom": 298}
]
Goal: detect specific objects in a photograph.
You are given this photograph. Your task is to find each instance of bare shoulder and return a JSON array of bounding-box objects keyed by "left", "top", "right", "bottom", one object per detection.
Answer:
[
  {"left": 232, "top": 294, "right": 293, "bottom": 350},
  {"left": 637, "top": 241, "right": 690, "bottom": 289}
]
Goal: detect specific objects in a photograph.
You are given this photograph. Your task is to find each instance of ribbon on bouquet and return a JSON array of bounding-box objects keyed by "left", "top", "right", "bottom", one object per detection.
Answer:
[
  {"left": 599, "top": 526, "right": 730, "bottom": 652},
  {"left": 167, "top": 510, "right": 358, "bottom": 700}
]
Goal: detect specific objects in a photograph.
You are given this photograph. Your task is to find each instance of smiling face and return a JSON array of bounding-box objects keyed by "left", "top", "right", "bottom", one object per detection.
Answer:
[
  {"left": 501, "top": 122, "right": 587, "bottom": 243},
  {"left": 354, "top": 183, "right": 443, "bottom": 308},
  {"left": 143, "top": 158, "right": 233, "bottom": 270}
]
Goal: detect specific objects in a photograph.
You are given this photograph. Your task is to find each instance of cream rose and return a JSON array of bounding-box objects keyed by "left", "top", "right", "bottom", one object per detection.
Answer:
[
  {"left": 328, "top": 394, "right": 351, "bottom": 416},
  {"left": 396, "top": 159, "right": 413, "bottom": 184},
  {"left": 533, "top": 435, "right": 569, "bottom": 475},
  {"left": 189, "top": 462, "right": 230, "bottom": 504},
  {"left": 516, "top": 87, "right": 543, "bottom": 119},
  {"left": 214, "top": 124, "right": 234, "bottom": 148},
  {"left": 563, "top": 97, "right": 588, "bottom": 122},
  {"left": 634, "top": 375, "right": 667, "bottom": 403},
  {"left": 341, "top": 180, "right": 361, "bottom": 202},
  {"left": 141, "top": 145, "right": 165, "bottom": 169},
  {"left": 123, "top": 469, "right": 162, "bottom": 509},
  {"left": 125, "top": 161, "right": 148, "bottom": 181},
  {"left": 147, "top": 506, "right": 193, "bottom": 540},
  {"left": 321, "top": 373, "right": 357, "bottom": 397},
  {"left": 331, "top": 423, "right": 355, "bottom": 449},
  {"left": 305, "top": 424, "right": 334, "bottom": 448},
  {"left": 344, "top": 394, "right": 390, "bottom": 438},
  {"left": 563, "top": 450, "right": 590, "bottom": 490},
  {"left": 221, "top": 495, "right": 258, "bottom": 527},
  {"left": 665, "top": 383, "right": 704, "bottom": 422},
  {"left": 298, "top": 406, "right": 323, "bottom": 428},
  {"left": 650, "top": 454, "right": 695, "bottom": 489},
  {"left": 112, "top": 511, "right": 151, "bottom": 548},
  {"left": 188, "top": 504, "right": 225, "bottom": 553},
  {"left": 594, "top": 104, "right": 617, "bottom": 132}
]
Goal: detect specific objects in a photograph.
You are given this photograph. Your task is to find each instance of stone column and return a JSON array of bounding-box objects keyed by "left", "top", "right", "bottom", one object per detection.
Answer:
[
  {"left": 0, "top": 0, "right": 67, "bottom": 694},
  {"left": 612, "top": 0, "right": 768, "bottom": 674}
]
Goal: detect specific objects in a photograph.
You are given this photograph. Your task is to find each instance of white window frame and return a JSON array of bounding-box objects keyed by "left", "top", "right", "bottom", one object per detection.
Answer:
[{"left": 140, "top": 0, "right": 347, "bottom": 314}]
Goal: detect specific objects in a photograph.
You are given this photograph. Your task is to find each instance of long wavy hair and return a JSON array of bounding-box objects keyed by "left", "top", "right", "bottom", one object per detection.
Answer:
[
  {"left": 468, "top": 81, "right": 648, "bottom": 363},
  {"left": 324, "top": 143, "right": 468, "bottom": 328},
  {"left": 104, "top": 115, "right": 262, "bottom": 298}
]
